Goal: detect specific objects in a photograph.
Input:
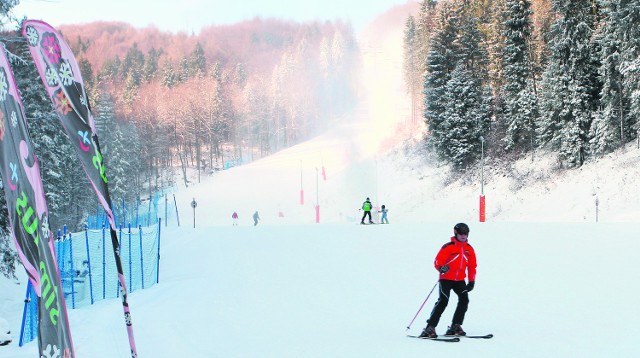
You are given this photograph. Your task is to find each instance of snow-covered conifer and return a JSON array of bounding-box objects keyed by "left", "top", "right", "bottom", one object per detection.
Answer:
[
  {"left": 501, "top": 0, "right": 538, "bottom": 153},
  {"left": 538, "top": 0, "right": 599, "bottom": 167}
]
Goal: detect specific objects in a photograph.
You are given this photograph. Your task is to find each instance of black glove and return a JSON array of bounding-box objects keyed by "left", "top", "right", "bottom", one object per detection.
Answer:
[
  {"left": 466, "top": 281, "right": 475, "bottom": 292},
  {"left": 438, "top": 265, "right": 449, "bottom": 274}
]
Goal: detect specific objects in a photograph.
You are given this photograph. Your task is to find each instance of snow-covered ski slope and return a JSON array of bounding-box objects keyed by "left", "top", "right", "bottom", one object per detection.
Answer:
[
  {"left": 4, "top": 222, "right": 638, "bottom": 357},
  {"left": 3, "top": 14, "right": 640, "bottom": 358}
]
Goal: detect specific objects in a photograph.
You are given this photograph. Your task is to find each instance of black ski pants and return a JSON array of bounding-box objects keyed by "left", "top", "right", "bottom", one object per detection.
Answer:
[
  {"left": 427, "top": 279, "right": 469, "bottom": 328},
  {"left": 361, "top": 210, "right": 372, "bottom": 223}
]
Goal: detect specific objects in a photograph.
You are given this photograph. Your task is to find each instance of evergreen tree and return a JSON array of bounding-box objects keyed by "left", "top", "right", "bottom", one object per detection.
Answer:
[
  {"left": 210, "top": 62, "right": 222, "bottom": 81},
  {"left": 120, "top": 121, "right": 144, "bottom": 196},
  {"left": 122, "top": 71, "right": 139, "bottom": 109},
  {"left": 482, "top": 0, "right": 508, "bottom": 147},
  {"left": 143, "top": 47, "right": 162, "bottom": 82},
  {"left": 190, "top": 43, "right": 207, "bottom": 78},
  {"left": 235, "top": 62, "right": 247, "bottom": 87},
  {"left": 403, "top": 15, "right": 421, "bottom": 127},
  {"left": 98, "top": 56, "right": 121, "bottom": 83},
  {"left": 0, "top": 0, "right": 18, "bottom": 29},
  {"left": 206, "top": 63, "right": 231, "bottom": 159},
  {"left": 440, "top": 61, "right": 492, "bottom": 168},
  {"left": 71, "top": 35, "right": 91, "bottom": 54},
  {"left": 484, "top": 0, "right": 508, "bottom": 91},
  {"left": 78, "top": 57, "right": 94, "bottom": 87},
  {"left": 502, "top": 0, "right": 538, "bottom": 152},
  {"left": 591, "top": 0, "right": 626, "bottom": 155},
  {"left": 424, "top": 1, "right": 460, "bottom": 157},
  {"left": 94, "top": 90, "right": 116, "bottom": 135},
  {"left": 424, "top": 0, "right": 493, "bottom": 168},
  {"left": 455, "top": 3, "right": 488, "bottom": 77},
  {"left": 179, "top": 56, "right": 190, "bottom": 82},
  {"left": 94, "top": 90, "right": 136, "bottom": 202},
  {"left": 538, "top": 0, "right": 599, "bottom": 167},
  {"left": 161, "top": 61, "right": 176, "bottom": 88},
  {"left": 121, "top": 42, "right": 145, "bottom": 81},
  {"left": 415, "top": 0, "right": 438, "bottom": 71},
  {"left": 618, "top": 0, "right": 640, "bottom": 141},
  {"left": 106, "top": 122, "right": 131, "bottom": 201}
]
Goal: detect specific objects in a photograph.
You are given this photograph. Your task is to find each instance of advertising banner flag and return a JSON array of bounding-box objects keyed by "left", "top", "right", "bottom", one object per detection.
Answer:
[
  {"left": 0, "top": 45, "right": 75, "bottom": 357},
  {"left": 22, "top": 20, "right": 138, "bottom": 357}
]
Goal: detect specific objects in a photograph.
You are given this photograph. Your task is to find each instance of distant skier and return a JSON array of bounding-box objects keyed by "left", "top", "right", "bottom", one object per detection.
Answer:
[
  {"left": 253, "top": 211, "right": 260, "bottom": 226},
  {"left": 420, "top": 223, "right": 477, "bottom": 338},
  {"left": 232, "top": 211, "right": 239, "bottom": 226},
  {"left": 360, "top": 197, "right": 373, "bottom": 224},
  {"left": 379, "top": 204, "right": 389, "bottom": 224}
]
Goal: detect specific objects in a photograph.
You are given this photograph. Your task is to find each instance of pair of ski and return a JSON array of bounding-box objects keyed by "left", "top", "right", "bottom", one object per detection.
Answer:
[{"left": 407, "top": 333, "right": 493, "bottom": 342}]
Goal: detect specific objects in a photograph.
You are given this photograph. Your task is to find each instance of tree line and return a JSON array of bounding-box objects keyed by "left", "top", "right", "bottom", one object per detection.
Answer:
[{"left": 403, "top": 0, "right": 640, "bottom": 169}]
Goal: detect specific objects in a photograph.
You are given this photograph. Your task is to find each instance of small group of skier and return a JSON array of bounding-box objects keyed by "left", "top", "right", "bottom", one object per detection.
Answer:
[
  {"left": 360, "top": 197, "right": 389, "bottom": 224},
  {"left": 230, "top": 211, "right": 260, "bottom": 226}
]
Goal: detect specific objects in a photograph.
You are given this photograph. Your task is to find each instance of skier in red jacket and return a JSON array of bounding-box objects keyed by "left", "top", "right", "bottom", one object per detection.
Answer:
[{"left": 420, "top": 223, "right": 477, "bottom": 338}]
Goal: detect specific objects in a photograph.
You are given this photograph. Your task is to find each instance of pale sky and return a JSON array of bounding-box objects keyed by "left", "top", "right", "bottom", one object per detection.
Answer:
[{"left": 12, "top": 0, "right": 415, "bottom": 33}]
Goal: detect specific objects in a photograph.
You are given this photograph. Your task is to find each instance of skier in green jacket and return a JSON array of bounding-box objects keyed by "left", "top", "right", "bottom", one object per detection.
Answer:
[{"left": 360, "top": 197, "right": 373, "bottom": 224}]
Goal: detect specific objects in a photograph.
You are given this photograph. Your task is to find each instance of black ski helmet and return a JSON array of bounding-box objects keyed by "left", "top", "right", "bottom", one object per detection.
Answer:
[{"left": 454, "top": 223, "right": 470, "bottom": 235}]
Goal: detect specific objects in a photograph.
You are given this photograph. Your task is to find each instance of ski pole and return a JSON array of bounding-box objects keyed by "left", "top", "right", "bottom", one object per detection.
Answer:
[{"left": 405, "top": 279, "right": 439, "bottom": 331}]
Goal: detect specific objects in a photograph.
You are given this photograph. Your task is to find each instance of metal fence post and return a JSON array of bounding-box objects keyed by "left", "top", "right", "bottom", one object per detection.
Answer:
[
  {"left": 139, "top": 225, "right": 144, "bottom": 289},
  {"left": 157, "top": 218, "right": 161, "bottom": 283},
  {"left": 85, "top": 225, "right": 94, "bottom": 304}
]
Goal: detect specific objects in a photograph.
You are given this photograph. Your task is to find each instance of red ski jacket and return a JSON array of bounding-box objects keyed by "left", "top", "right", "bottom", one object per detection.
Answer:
[{"left": 434, "top": 237, "right": 477, "bottom": 282}]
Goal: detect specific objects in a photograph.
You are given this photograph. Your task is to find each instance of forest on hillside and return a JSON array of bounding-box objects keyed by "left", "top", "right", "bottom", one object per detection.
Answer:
[
  {"left": 403, "top": 0, "right": 640, "bottom": 169},
  {"left": 57, "top": 19, "right": 358, "bottom": 188},
  {"left": 0, "top": 1, "right": 359, "bottom": 277}
]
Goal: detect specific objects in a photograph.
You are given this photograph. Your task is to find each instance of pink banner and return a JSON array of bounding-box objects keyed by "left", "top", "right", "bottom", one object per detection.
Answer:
[
  {"left": 22, "top": 20, "right": 137, "bottom": 357},
  {"left": 0, "top": 43, "right": 75, "bottom": 358}
]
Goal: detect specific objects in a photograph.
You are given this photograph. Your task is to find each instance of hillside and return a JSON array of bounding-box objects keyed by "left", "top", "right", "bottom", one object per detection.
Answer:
[{"left": 57, "top": 18, "right": 356, "bottom": 82}]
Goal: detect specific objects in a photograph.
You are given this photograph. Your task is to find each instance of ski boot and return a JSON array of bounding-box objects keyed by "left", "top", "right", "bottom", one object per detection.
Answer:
[
  {"left": 445, "top": 324, "right": 466, "bottom": 336},
  {"left": 419, "top": 326, "right": 437, "bottom": 338}
]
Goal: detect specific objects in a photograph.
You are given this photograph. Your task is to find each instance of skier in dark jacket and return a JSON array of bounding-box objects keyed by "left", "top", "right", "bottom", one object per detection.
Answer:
[
  {"left": 420, "top": 223, "right": 477, "bottom": 338},
  {"left": 360, "top": 197, "right": 373, "bottom": 224},
  {"left": 253, "top": 211, "right": 260, "bottom": 226}
]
